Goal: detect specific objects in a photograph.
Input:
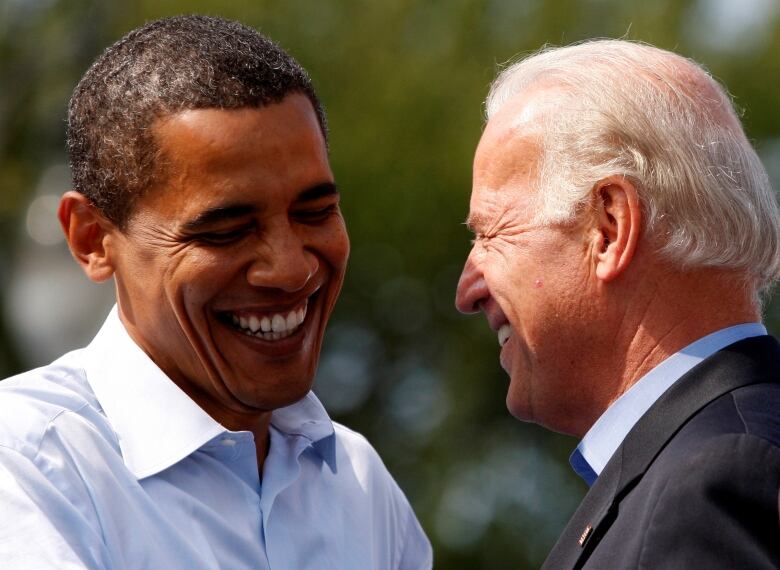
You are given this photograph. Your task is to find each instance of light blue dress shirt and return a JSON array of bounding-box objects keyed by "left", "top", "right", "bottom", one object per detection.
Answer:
[
  {"left": 0, "top": 308, "right": 432, "bottom": 569},
  {"left": 569, "top": 323, "right": 768, "bottom": 486}
]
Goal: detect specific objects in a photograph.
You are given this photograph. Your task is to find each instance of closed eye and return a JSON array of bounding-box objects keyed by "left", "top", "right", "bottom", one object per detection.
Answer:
[
  {"left": 469, "top": 231, "right": 489, "bottom": 246},
  {"left": 292, "top": 203, "right": 340, "bottom": 224},
  {"left": 192, "top": 225, "right": 254, "bottom": 246}
]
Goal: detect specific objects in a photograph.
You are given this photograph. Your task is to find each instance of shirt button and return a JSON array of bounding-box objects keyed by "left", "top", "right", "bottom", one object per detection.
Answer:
[{"left": 221, "top": 438, "right": 237, "bottom": 447}]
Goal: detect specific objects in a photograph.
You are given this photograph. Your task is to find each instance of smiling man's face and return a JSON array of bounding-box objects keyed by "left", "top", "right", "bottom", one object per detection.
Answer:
[
  {"left": 107, "top": 94, "right": 349, "bottom": 426},
  {"left": 455, "top": 88, "right": 601, "bottom": 434}
]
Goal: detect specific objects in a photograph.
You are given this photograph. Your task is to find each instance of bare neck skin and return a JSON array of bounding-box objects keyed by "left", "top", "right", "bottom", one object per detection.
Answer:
[{"left": 570, "top": 262, "right": 759, "bottom": 437}]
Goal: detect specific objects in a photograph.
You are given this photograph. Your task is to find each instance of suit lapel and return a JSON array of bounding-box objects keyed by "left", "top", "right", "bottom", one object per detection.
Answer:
[
  {"left": 542, "top": 335, "right": 780, "bottom": 569},
  {"left": 540, "top": 452, "right": 621, "bottom": 569}
]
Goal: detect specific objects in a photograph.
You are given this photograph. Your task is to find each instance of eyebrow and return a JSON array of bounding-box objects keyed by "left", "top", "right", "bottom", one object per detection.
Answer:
[
  {"left": 180, "top": 183, "right": 339, "bottom": 232},
  {"left": 297, "top": 182, "right": 339, "bottom": 202},
  {"left": 464, "top": 212, "right": 487, "bottom": 233}
]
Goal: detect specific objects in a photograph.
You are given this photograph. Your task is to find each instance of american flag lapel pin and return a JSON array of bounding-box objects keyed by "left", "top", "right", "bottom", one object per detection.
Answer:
[{"left": 578, "top": 524, "right": 593, "bottom": 547}]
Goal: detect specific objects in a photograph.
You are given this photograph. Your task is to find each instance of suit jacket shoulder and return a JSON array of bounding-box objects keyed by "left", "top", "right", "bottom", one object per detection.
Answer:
[
  {"left": 543, "top": 336, "right": 780, "bottom": 569},
  {"left": 594, "top": 387, "right": 780, "bottom": 569}
]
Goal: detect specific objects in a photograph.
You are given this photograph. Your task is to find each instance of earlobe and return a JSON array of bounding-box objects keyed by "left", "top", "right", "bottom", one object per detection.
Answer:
[
  {"left": 593, "top": 176, "right": 641, "bottom": 282},
  {"left": 58, "top": 191, "right": 116, "bottom": 283}
]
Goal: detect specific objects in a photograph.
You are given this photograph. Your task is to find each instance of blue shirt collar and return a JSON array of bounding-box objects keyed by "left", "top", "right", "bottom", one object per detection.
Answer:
[
  {"left": 84, "top": 307, "right": 336, "bottom": 479},
  {"left": 570, "top": 323, "right": 767, "bottom": 486}
]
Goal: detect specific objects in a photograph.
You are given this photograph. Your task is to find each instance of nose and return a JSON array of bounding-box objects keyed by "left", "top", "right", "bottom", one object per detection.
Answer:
[
  {"left": 455, "top": 252, "right": 488, "bottom": 314},
  {"left": 247, "top": 226, "right": 319, "bottom": 292}
]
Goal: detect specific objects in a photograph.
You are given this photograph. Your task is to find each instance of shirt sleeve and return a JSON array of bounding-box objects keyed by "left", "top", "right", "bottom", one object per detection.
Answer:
[
  {"left": 396, "top": 503, "right": 433, "bottom": 570},
  {"left": 0, "top": 445, "right": 110, "bottom": 569}
]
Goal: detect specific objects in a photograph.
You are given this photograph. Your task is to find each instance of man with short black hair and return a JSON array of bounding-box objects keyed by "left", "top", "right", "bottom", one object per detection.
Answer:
[
  {"left": 457, "top": 40, "right": 780, "bottom": 568},
  {"left": 0, "top": 15, "right": 431, "bottom": 569}
]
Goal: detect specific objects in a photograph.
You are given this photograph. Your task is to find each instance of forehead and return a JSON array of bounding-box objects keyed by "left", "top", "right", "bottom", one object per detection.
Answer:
[
  {"left": 469, "top": 110, "right": 541, "bottom": 225},
  {"left": 469, "top": 85, "right": 567, "bottom": 224},
  {"left": 139, "top": 95, "right": 332, "bottom": 215},
  {"left": 475, "top": 83, "right": 566, "bottom": 181}
]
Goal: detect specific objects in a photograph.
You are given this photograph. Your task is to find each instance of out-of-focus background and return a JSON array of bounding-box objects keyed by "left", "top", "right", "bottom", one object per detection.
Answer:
[{"left": 2, "top": 0, "right": 780, "bottom": 567}]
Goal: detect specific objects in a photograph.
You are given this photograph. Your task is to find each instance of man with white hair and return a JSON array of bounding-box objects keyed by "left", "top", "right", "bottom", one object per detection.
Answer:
[{"left": 456, "top": 39, "right": 780, "bottom": 568}]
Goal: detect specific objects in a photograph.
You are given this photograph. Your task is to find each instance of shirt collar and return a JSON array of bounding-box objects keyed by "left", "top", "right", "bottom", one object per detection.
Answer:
[
  {"left": 271, "top": 393, "right": 337, "bottom": 472},
  {"left": 83, "top": 307, "right": 336, "bottom": 479},
  {"left": 570, "top": 323, "right": 767, "bottom": 485}
]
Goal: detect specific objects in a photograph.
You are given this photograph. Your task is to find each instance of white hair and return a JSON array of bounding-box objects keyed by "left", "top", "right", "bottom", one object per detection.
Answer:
[{"left": 486, "top": 39, "right": 780, "bottom": 297}]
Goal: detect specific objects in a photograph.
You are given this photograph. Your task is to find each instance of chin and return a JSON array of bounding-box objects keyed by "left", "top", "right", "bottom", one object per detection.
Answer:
[{"left": 505, "top": 390, "right": 532, "bottom": 423}]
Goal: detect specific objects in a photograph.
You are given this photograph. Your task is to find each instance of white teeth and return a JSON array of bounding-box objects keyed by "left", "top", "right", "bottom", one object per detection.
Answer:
[
  {"left": 260, "top": 316, "right": 271, "bottom": 332},
  {"left": 271, "top": 314, "right": 286, "bottom": 332},
  {"left": 498, "top": 324, "right": 512, "bottom": 347},
  {"left": 229, "top": 299, "right": 309, "bottom": 341}
]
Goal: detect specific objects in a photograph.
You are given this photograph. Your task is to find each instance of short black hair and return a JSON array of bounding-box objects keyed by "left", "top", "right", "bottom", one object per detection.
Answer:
[{"left": 67, "top": 15, "right": 326, "bottom": 229}]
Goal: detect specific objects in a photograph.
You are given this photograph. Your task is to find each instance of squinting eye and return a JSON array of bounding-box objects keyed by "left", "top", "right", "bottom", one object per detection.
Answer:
[
  {"left": 195, "top": 227, "right": 253, "bottom": 245},
  {"left": 293, "top": 204, "right": 338, "bottom": 223},
  {"left": 470, "top": 233, "right": 487, "bottom": 246}
]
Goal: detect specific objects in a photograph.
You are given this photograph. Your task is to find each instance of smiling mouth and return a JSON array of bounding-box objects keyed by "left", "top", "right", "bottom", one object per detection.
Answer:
[{"left": 220, "top": 298, "right": 309, "bottom": 341}]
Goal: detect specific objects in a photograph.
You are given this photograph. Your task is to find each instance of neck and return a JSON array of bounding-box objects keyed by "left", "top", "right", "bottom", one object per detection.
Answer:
[{"left": 575, "top": 266, "right": 759, "bottom": 436}]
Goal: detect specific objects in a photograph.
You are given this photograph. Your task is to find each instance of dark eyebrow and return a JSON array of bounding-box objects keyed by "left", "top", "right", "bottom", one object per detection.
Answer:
[
  {"left": 181, "top": 204, "right": 257, "bottom": 232},
  {"left": 180, "top": 183, "right": 338, "bottom": 232},
  {"left": 297, "top": 182, "right": 339, "bottom": 203}
]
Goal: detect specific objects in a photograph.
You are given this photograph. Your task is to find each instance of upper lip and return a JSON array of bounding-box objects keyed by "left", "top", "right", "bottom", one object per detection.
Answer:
[
  {"left": 215, "top": 284, "right": 322, "bottom": 315},
  {"left": 479, "top": 300, "right": 509, "bottom": 332}
]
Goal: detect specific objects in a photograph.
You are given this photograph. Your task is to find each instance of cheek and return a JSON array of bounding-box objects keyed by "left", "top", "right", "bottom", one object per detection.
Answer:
[
  {"left": 318, "top": 222, "right": 350, "bottom": 273},
  {"left": 488, "top": 263, "right": 553, "bottom": 326},
  {"left": 168, "top": 253, "right": 236, "bottom": 306},
  {"left": 491, "top": 251, "right": 537, "bottom": 298}
]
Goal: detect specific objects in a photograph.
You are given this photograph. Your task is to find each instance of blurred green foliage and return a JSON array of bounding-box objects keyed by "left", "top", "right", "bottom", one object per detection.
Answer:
[{"left": 2, "top": 0, "right": 780, "bottom": 567}]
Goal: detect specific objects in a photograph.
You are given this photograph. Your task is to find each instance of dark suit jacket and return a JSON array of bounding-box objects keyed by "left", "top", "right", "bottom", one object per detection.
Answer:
[{"left": 542, "top": 336, "right": 780, "bottom": 569}]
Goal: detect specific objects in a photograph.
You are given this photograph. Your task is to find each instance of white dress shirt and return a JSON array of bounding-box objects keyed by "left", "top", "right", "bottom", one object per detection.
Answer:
[{"left": 0, "top": 307, "right": 432, "bottom": 569}]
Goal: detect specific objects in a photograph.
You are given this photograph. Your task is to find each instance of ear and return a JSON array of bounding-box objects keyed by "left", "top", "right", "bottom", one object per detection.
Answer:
[
  {"left": 592, "top": 176, "right": 641, "bottom": 282},
  {"left": 58, "top": 191, "right": 117, "bottom": 283}
]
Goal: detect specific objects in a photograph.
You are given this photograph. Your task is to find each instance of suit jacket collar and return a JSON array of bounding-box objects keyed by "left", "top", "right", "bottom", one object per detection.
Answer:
[{"left": 542, "top": 335, "right": 780, "bottom": 569}]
